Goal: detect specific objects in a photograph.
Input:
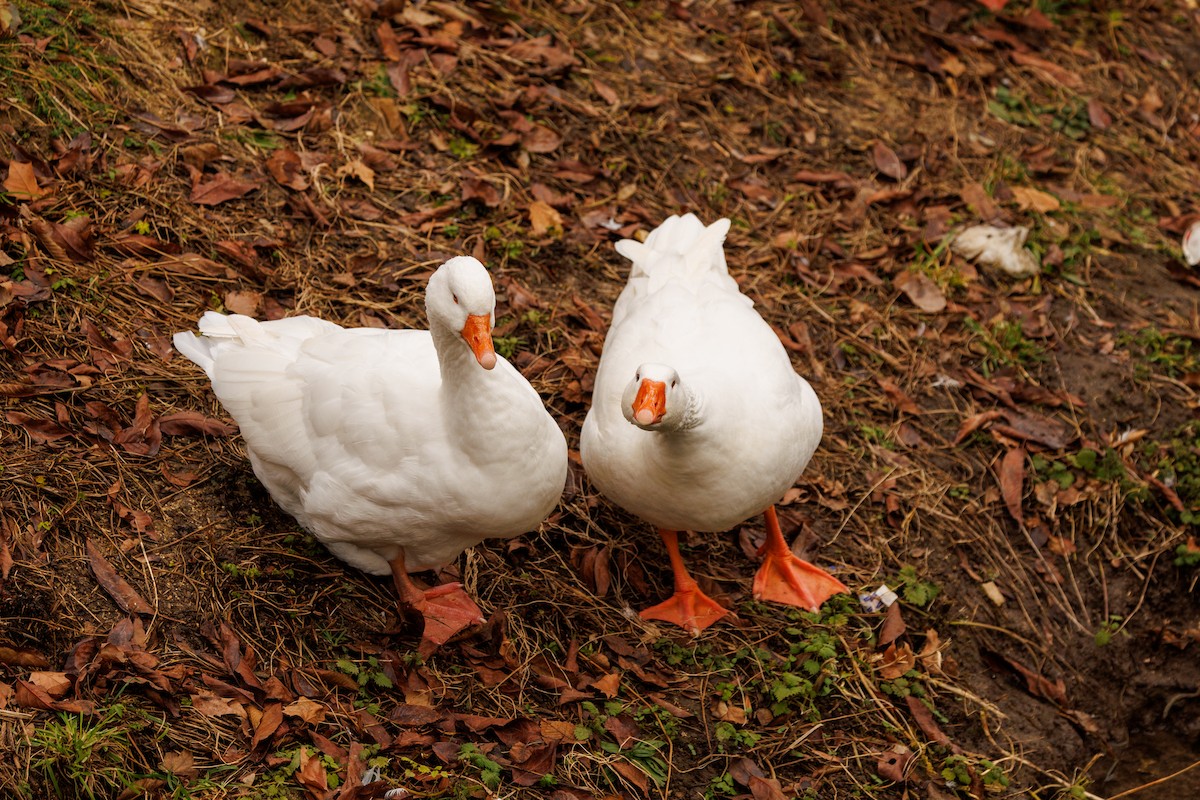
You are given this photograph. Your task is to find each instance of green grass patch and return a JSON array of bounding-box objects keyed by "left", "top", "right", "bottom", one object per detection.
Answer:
[
  {"left": 5, "top": 0, "right": 120, "bottom": 138},
  {"left": 963, "top": 317, "right": 1046, "bottom": 376}
]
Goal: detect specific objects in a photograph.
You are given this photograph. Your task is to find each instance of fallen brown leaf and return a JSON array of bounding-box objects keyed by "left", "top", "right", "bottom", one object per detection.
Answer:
[
  {"left": 540, "top": 719, "right": 578, "bottom": 743},
  {"left": 4, "top": 161, "right": 48, "bottom": 199},
  {"left": 191, "top": 173, "right": 260, "bottom": 205},
  {"left": 27, "top": 671, "right": 71, "bottom": 698},
  {"left": 876, "top": 744, "right": 914, "bottom": 783},
  {"left": 158, "top": 411, "right": 236, "bottom": 437},
  {"left": 15, "top": 680, "right": 95, "bottom": 714},
  {"left": 224, "top": 290, "right": 263, "bottom": 317},
  {"left": 981, "top": 648, "right": 1068, "bottom": 706},
  {"left": 995, "top": 409, "right": 1073, "bottom": 449},
  {"left": 591, "top": 671, "right": 621, "bottom": 698},
  {"left": 953, "top": 410, "right": 1004, "bottom": 444},
  {"left": 183, "top": 84, "right": 236, "bottom": 104},
  {"left": 133, "top": 274, "right": 175, "bottom": 303},
  {"left": 36, "top": 213, "right": 93, "bottom": 261},
  {"left": 159, "top": 751, "right": 198, "bottom": 779},
  {"left": 878, "top": 602, "right": 906, "bottom": 647},
  {"left": 960, "top": 181, "right": 1000, "bottom": 220},
  {"left": 877, "top": 377, "right": 921, "bottom": 415},
  {"left": 454, "top": 713, "right": 511, "bottom": 734},
  {"left": 794, "top": 169, "right": 855, "bottom": 186},
  {"left": 729, "top": 757, "right": 767, "bottom": 788},
  {"left": 506, "top": 35, "right": 575, "bottom": 73},
  {"left": 87, "top": 539, "right": 154, "bottom": 614},
  {"left": 6, "top": 410, "right": 72, "bottom": 443},
  {"left": 528, "top": 200, "right": 563, "bottom": 237},
  {"left": 749, "top": 774, "right": 787, "bottom": 800},
  {"left": 1010, "top": 186, "right": 1060, "bottom": 213},
  {"left": 593, "top": 77, "right": 618, "bottom": 105},
  {"left": 0, "top": 646, "right": 46, "bottom": 669},
  {"left": 295, "top": 747, "right": 328, "bottom": 795},
  {"left": 893, "top": 271, "right": 946, "bottom": 313},
  {"left": 376, "top": 20, "right": 401, "bottom": 61},
  {"left": 878, "top": 642, "right": 916, "bottom": 679},
  {"left": 521, "top": 124, "right": 562, "bottom": 153},
  {"left": 998, "top": 447, "right": 1025, "bottom": 525},
  {"left": 917, "top": 629, "right": 942, "bottom": 671},
  {"left": 905, "top": 695, "right": 953, "bottom": 747},
  {"left": 609, "top": 760, "right": 648, "bottom": 795},
  {"left": 1011, "top": 51, "right": 1081, "bottom": 88},
  {"left": 716, "top": 698, "right": 748, "bottom": 724},
  {"left": 1086, "top": 98, "right": 1112, "bottom": 130},
  {"left": 602, "top": 714, "right": 640, "bottom": 749},
  {"left": 338, "top": 159, "right": 375, "bottom": 191},
  {"left": 1047, "top": 535, "right": 1076, "bottom": 556},
  {"left": 571, "top": 544, "right": 611, "bottom": 598},
  {"left": 250, "top": 703, "right": 284, "bottom": 749},
  {"left": 284, "top": 696, "right": 327, "bottom": 724},
  {"left": 872, "top": 141, "right": 907, "bottom": 181},
  {"left": 190, "top": 693, "right": 246, "bottom": 718},
  {"left": 461, "top": 177, "right": 501, "bottom": 207},
  {"left": 266, "top": 149, "right": 309, "bottom": 190}
]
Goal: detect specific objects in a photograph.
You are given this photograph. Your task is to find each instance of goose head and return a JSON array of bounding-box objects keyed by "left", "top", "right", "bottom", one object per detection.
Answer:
[
  {"left": 426, "top": 256, "right": 498, "bottom": 370},
  {"left": 621, "top": 362, "right": 694, "bottom": 431}
]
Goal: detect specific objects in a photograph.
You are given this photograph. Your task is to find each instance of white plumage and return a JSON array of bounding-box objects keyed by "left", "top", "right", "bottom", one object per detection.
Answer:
[
  {"left": 174, "top": 256, "right": 567, "bottom": 643},
  {"left": 583, "top": 215, "right": 822, "bottom": 530},
  {"left": 1183, "top": 220, "right": 1200, "bottom": 267},
  {"left": 581, "top": 215, "right": 845, "bottom": 632}
]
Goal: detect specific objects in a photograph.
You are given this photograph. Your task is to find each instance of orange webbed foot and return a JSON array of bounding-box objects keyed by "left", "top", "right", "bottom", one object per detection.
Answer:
[
  {"left": 639, "top": 529, "right": 732, "bottom": 635},
  {"left": 640, "top": 585, "right": 730, "bottom": 635},
  {"left": 753, "top": 506, "right": 847, "bottom": 611},
  {"left": 753, "top": 551, "right": 847, "bottom": 611}
]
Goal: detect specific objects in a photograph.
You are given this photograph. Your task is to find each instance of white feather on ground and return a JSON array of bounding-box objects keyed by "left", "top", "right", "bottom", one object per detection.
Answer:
[{"left": 951, "top": 224, "right": 1040, "bottom": 278}]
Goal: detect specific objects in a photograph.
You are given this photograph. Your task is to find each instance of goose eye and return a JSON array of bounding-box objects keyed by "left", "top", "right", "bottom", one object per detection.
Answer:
[
  {"left": 670, "top": 379, "right": 677, "bottom": 388},
  {"left": 635, "top": 371, "right": 641, "bottom": 382},
  {"left": 452, "top": 293, "right": 459, "bottom": 304}
]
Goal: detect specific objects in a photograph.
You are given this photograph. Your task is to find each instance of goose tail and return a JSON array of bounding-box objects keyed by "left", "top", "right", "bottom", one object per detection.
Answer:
[{"left": 615, "top": 214, "right": 731, "bottom": 280}]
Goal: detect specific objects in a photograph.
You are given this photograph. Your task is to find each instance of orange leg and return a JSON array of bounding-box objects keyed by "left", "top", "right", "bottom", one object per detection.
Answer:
[
  {"left": 639, "top": 529, "right": 730, "bottom": 635},
  {"left": 389, "top": 552, "right": 485, "bottom": 650},
  {"left": 752, "top": 506, "right": 847, "bottom": 611}
]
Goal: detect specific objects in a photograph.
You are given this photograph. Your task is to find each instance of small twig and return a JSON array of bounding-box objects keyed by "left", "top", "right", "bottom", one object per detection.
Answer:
[
  {"left": 1105, "top": 757, "right": 1200, "bottom": 800},
  {"left": 991, "top": 751, "right": 1107, "bottom": 800},
  {"left": 830, "top": 468, "right": 897, "bottom": 542},
  {"left": 948, "top": 619, "right": 1040, "bottom": 650},
  {"left": 924, "top": 677, "right": 1008, "bottom": 720},
  {"left": 1162, "top": 689, "right": 1200, "bottom": 720},
  {"left": 0, "top": 708, "right": 35, "bottom": 721}
]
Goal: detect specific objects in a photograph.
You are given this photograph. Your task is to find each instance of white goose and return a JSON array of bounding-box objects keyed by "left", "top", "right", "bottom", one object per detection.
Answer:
[
  {"left": 581, "top": 215, "right": 847, "bottom": 633},
  {"left": 174, "top": 256, "right": 568, "bottom": 649},
  {"left": 1184, "top": 219, "right": 1200, "bottom": 266}
]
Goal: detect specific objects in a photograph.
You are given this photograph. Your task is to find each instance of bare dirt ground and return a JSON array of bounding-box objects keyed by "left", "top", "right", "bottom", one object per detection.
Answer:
[{"left": 2, "top": 1, "right": 1200, "bottom": 798}]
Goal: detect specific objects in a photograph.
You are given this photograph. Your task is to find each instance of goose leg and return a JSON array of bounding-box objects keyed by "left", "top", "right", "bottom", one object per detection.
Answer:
[
  {"left": 639, "top": 529, "right": 730, "bottom": 634},
  {"left": 753, "top": 506, "right": 848, "bottom": 611},
  {"left": 388, "top": 552, "right": 485, "bottom": 649}
]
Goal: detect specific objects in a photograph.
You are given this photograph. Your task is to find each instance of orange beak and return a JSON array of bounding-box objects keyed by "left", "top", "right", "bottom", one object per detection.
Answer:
[
  {"left": 461, "top": 314, "right": 497, "bottom": 370},
  {"left": 632, "top": 379, "right": 667, "bottom": 426}
]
